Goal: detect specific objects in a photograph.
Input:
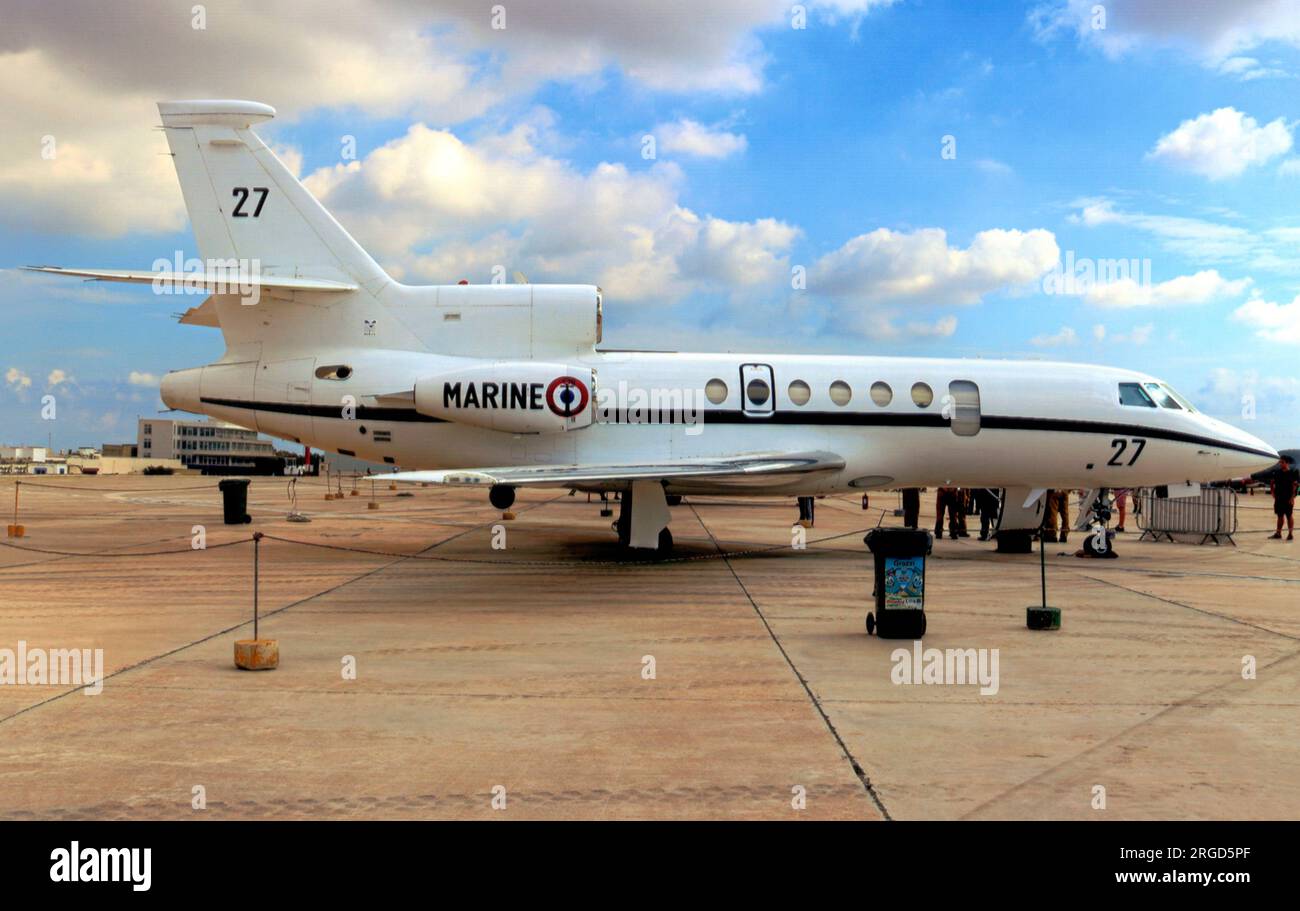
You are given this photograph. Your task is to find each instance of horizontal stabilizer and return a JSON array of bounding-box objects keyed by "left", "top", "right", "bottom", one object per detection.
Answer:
[{"left": 23, "top": 266, "right": 357, "bottom": 292}]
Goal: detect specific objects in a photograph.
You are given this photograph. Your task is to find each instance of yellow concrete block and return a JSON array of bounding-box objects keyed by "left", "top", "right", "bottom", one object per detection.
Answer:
[
  {"left": 6, "top": 524, "right": 25, "bottom": 538},
  {"left": 350, "top": 489, "right": 359, "bottom": 496},
  {"left": 368, "top": 501, "right": 379, "bottom": 510},
  {"left": 234, "top": 639, "right": 279, "bottom": 670},
  {"left": 502, "top": 511, "right": 515, "bottom": 521}
]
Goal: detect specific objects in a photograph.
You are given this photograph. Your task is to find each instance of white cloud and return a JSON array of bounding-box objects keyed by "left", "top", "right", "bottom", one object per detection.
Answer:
[
  {"left": 1083, "top": 269, "right": 1252, "bottom": 308},
  {"left": 1215, "top": 56, "right": 1288, "bottom": 80},
  {"left": 1278, "top": 158, "right": 1300, "bottom": 177},
  {"left": 305, "top": 121, "right": 797, "bottom": 301},
  {"left": 1233, "top": 293, "right": 1300, "bottom": 342},
  {"left": 1092, "top": 323, "right": 1107, "bottom": 341},
  {"left": 1030, "top": 326, "right": 1078, "bottom": 347},
  {"left": 0, "top": 1, "right": 904, "bottom": 237},
  {"left": 1148, "top": 108, "right": 1292, "bottom": 180},
  {"left": 1123, "top": 323, "right": 1155, "bottom": 344},
  {"left": 810, "top": 227, "right": 1060, "bottom": 305},
  {"left": 46, "top": 369, "right": 69, "bottom": 387},
  {"left": 5, "top": 368, "right": 33, "bottom": 391},
  {"left": 974, "top": 158, "right": 1013, "bottom": 176},
  {"left": 655, "top": 119, "right": 748, "bottom": 159},
  {"left": 128, "top": 371, "right": 161, "bottom": 387},
  {"left": 1031, "top": 0, "right": 1300, "bottom": 70},
  {"left": 1067, "top": 197, "right": 1275, "bottom": 266},
  {"left": 905, "top": 316, "right": 959, "bottom": 338}
]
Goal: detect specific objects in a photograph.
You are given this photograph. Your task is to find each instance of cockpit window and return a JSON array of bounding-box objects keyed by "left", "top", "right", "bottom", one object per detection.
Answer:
[
  {"left": 1118, "top": 382, "right": 1156, "bottom": 407},
  {"left": 1144, "top": 382, "right": 1182, "bottom": 410},
  {"left": 1161, "top": 384, "right": 1197, "bottom": 413}
]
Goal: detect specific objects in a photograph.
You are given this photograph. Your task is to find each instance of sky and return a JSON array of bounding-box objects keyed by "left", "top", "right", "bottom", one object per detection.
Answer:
[{"left": 2, "top": 0, "right": 1299, "bottom": 449}]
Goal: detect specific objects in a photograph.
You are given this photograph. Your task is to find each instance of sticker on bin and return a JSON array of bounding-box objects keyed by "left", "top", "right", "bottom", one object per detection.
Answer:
[{"left": 884, "top": 556, "right": 924, "bottom": 610}]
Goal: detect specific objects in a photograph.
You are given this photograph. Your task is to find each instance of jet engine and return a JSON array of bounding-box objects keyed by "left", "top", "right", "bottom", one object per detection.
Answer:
[{"left": 414, "top": 362, "right": 595, "bottom": 434}]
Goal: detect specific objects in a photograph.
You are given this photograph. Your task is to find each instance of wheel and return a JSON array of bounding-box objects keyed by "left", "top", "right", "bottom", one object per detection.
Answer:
[
  {"left": 865, "top": 612, "right": 876, "bottom": 636},
  {"left": 657, "top": 527, "right": 674, "bottom": 554},
  {"left": 489, "top": 484, "right": 516, "bottom": 510}
]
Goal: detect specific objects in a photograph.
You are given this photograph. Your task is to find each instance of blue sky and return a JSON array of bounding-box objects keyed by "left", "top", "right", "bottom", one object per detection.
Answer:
[{"left": 2, "top": 0, "right": 1299, "bottom": 448}]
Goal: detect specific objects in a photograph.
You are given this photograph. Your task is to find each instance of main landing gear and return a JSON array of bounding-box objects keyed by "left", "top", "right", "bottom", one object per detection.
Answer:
[{"left": 612, "top": 480, "right": 674, "bottom": 555}]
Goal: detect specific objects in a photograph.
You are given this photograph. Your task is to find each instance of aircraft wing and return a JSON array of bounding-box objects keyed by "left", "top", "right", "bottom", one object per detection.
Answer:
[
  {"left": 386, "top": 451, "right": 845, "bottom": 488},
  {"left": 22, "top": 266, "right": 357, "bottom": 292}
]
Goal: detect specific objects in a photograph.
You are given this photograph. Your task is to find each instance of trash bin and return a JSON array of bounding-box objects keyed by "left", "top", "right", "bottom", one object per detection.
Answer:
[
  {"left": 864, "top": 527, "right": 932, "bottom": 638},
  {"left": 218, "top": 478, "right": 252, "bottom": 525}
]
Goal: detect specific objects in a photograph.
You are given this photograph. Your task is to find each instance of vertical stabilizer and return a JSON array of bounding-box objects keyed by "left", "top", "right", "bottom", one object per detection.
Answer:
[{"left": 157, "top": 100, "right": 389, "bottom": 292}]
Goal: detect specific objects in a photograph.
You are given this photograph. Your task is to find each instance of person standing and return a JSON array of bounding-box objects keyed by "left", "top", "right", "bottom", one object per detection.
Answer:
[
  {"left": 1042, "top": 489, "right": 1070, "bottom": 543},
  {"left": 1113, "top": 488, "right": 1131, "bottom": 533},
  {"left": 1269, "top": 457, "right": 1298, "bottom": 540},
  {"left": 901, "top": 488, "right": 921, "bottom": 529},
  {"left": 973, "top": 488, "right": 1000, "bottom": 541},
  {"left": 935, "top": 486, "right": 961, "bottom": 540}
]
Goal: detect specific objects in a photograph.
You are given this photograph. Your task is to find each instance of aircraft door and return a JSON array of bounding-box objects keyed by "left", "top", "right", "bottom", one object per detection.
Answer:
[
  {"left": 740, "top": 363, "right": 775, "bottom": 417},
  {"left": 947, "top": 380, "right": 981, "bottom": 436}
]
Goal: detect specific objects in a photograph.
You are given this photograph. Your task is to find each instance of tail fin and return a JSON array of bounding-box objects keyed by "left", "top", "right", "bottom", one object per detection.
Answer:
[{"left": 157, "top": 100, "right": 389, "bottom": 291}]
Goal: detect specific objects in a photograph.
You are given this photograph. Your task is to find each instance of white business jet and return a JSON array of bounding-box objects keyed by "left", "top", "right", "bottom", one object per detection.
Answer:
[{"left": 28, "top": 101, "right": 1278, "bottom": 552}]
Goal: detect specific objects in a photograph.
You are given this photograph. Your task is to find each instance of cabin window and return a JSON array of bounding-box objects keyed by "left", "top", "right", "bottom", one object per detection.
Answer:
[
  {"left": 1118, "top": 382, "right": 1155, "bottom": 407},
  {"left": 746, "top": 377, "right": 771, "bottom": 407},
  {"left": 829, "top": 380, "right": 852, "bottom": 406},
  {"left": 705, "top": 378, "right": 728, "bottom": 405},
  {"left": 869, "top": 382, "right": 892, "bottom": 407},
  {"left": 787, "top": 380, "right": 811, "bottom": 406},
  {"left": 316, "top": 365, "right": 353, "bottom": 380},
  {"left": 911, "top": 382, "right": 933, "bottom": 408}
]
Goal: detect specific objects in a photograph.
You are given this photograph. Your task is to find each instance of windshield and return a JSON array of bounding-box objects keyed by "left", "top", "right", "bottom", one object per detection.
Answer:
[{"left": 1144, "top": 382, "right": 1198, "bottom": 413}]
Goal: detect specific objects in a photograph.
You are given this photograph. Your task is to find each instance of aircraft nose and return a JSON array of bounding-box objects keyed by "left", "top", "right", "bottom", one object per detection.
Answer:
[{"left": 1204, "top": 417, "right": 1277, "bottom": 473}]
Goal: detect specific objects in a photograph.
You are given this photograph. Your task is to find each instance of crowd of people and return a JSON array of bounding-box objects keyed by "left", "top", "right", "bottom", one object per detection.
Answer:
[{"left": 898, "top": 486, "right": 1131, "bottom": 543}]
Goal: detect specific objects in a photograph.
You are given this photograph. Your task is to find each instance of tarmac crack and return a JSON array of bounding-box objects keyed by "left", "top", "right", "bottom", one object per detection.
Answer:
[
  {"left": 957, "top": 645, "right": 1300, "bottom": 819},
  {"left": 686, "top": 501, "right": 892, "bottom": 820}
]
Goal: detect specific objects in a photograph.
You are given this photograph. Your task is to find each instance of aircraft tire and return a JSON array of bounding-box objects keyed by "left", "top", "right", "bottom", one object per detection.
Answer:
[{"left": 657, "top": 528, "right": 673, "bottom": 554}]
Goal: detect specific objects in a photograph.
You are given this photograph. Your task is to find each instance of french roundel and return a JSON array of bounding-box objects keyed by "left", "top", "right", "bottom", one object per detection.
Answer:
[{"left": 545, "top": 375, "right": 590, "bottom": 418}]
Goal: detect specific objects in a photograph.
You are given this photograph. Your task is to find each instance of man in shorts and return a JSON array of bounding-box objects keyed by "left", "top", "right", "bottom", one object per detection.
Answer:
[{"left": 1270, "top": 456, "right": 1298, "bottom": 541}]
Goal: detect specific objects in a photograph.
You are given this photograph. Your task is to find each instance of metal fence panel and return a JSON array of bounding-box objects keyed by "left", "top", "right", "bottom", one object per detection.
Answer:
[{"left": 1137, "top": 487, "right": 1238, "bottom": 544}]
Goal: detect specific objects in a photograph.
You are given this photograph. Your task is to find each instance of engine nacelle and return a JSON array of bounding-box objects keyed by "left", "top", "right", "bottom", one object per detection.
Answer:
[{"left": 414, "top": 362, "right": 595, "bottom": 433}]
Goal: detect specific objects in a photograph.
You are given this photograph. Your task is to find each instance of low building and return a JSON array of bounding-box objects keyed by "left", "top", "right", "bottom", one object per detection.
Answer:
[
  {"left": 137, "top": 418, "right": 285, "bottom": 475},
  {"left": 68, "top": 455, "right": 188, "bottom": 475},
  {"left": 0, "top": 446, "right": 47, "bottom": 462}
]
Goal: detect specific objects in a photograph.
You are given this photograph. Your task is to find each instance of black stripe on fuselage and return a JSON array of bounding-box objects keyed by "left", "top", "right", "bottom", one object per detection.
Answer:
[{"left": 199, "top": 398, "right": 1275, "bottom": 459}]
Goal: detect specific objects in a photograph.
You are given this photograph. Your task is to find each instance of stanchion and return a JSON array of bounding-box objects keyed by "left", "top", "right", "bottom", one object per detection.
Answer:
[
  {"left": 6, "top": 481, "right": 25, "bottom": 538},
  {"left": 1026, "top": 532, "right": 1060, "bottom": 630},
  {"left": 368, "top": 479, "right": 379, "bottom": 510},
  {"left": 235, "top": 532, "right": 279, "bottom": 670}
]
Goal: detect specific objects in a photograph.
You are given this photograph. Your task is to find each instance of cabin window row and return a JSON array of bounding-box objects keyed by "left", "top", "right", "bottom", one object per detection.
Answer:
[{"left": 704, "top": 377, "right": 937, "bottom": 408}]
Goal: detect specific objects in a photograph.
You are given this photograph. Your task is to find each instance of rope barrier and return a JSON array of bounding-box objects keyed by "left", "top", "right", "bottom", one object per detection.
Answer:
[
  {"left": 0, "top": 522, "right": 870, "bottom": 567},
  {"left": 0, "top": 537, "right": 249, "bottom": 558},
  {"left": 6, "top": 481, "right": 217, "bottom": 493},
  {"left": 257, "top": 523, "right": 874, "bottom": 568}
]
